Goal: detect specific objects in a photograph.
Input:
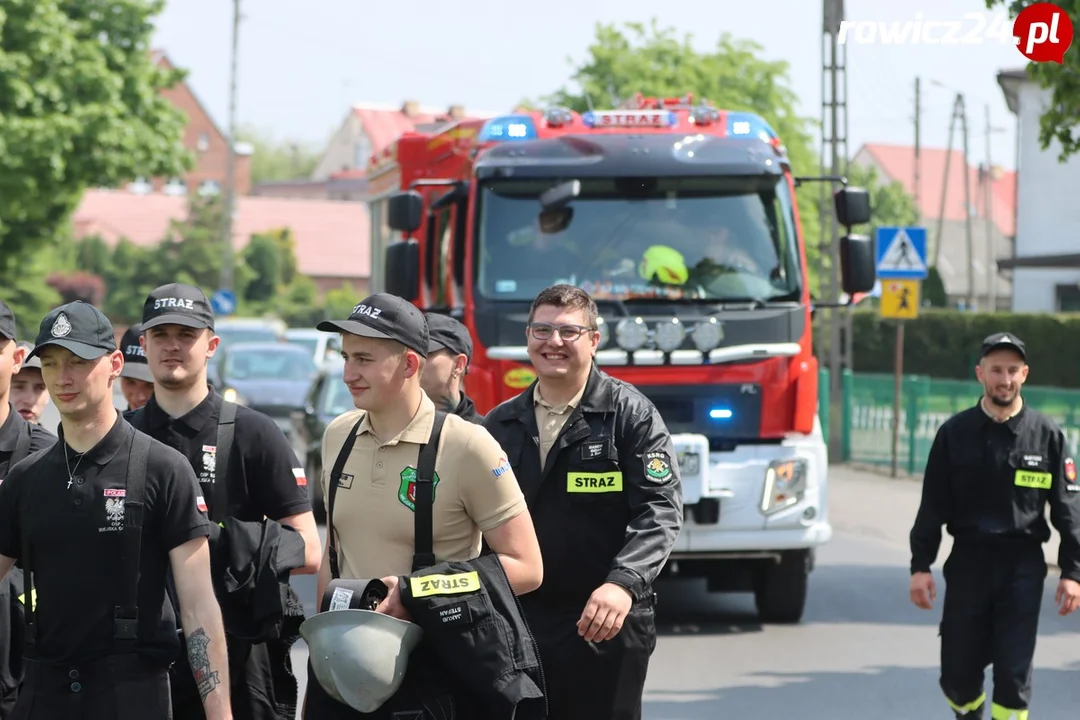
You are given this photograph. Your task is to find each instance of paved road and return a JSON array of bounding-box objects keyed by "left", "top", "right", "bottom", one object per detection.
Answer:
[{"left": 287, "top": 466, "right": 1080, "bottom": 719}]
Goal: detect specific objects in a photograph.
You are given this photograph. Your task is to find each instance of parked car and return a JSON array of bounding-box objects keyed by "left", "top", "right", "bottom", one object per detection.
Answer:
[
  {"left": 212, "top": 342, "right": 319, "bottom": 441},
  {"left": 292, "top": 359, "right": 351, "bottom": 521},
  {"left": 284, "top": 328, "right": 342, "bottom": 369},
  {"left": 208, "top": 318, "right": 288, "bottom": 386}
]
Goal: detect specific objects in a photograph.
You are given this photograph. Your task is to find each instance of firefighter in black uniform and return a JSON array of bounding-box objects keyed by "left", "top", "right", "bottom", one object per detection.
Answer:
[
  {"left": 484, "top": 284, "right": 684, "bottom": 720},
  {"left": 0, "top": 300, "right": 232, "bottom": 719},
  {"left": 420, "top": 312, "right": 483, "bottom": 423},
  {"left": 0, "top": 301, "right": 57, "bottom": 718},
  {"left": 117, "top": 323, "right": 153, "bottom": 411},
  {"left": 909, "top": 332, "right": 1080, "bottom": 720},
  {"left": 126, "top": 283, "right": 322, "bottom": 720}
]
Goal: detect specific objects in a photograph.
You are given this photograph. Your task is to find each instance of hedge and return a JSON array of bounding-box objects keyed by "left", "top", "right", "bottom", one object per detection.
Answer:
[{"left": 821, "top": 309, "right": 1080, "bottom": 388}]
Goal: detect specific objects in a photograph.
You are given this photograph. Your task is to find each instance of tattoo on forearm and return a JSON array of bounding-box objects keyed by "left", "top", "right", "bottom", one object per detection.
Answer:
[{"left": 186, "top": 628, "right": 221, "bottom": 701}]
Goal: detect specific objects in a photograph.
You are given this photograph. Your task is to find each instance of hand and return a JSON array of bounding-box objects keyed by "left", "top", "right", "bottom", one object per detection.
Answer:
[
  {"left": 577, "top": 583, "right": 634, "bottom": 642},
  {"left": 374, "top": 576, "right": 412, "bottom": 621},
  {"left": 1055, "top": 578, "right": 1080, "bottom": 616},
  {"left": 909, "top": 571, "right": 936, "bottom": 610}
]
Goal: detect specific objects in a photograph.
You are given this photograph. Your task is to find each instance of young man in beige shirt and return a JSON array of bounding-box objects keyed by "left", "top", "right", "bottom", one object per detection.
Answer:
[{"left": 304, "top": 293, "right": 543, "bottom": 719}]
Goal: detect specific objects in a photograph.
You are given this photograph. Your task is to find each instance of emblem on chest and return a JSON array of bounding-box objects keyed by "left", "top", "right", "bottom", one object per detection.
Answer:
[
  {"left": 100, "top": 488, "right": 126, "bottom": 533},
  {"left": 398, "top": 466, "right": 441, "bottom": 512},
  {"left": 200, "top": 445, "right": 216, "bottom": 484}
]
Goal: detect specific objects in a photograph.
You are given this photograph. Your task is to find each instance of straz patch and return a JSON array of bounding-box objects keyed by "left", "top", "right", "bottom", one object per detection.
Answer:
[
  {"left": 1014, "top": 469, "right": 1052, "bottom": 490},
  {"left": 409, "top": 571, "right": 481, "bottom": 598},
  {"left": 200, "top": 445, "right": 216, "bottom": 485},
  {"left": 643, "top": 451, "right": 673, "bottom": 483},
  {"left": 1066, "top": 457, "right": 1076, "bottom": 482},
  {"left": 292, "top": 467, "right": 307, "bottom": 487},
  {"left": 581, "top": 442, "right": 606, "bottom": 460},
  {"left": 337, "top": 473, "right": 354, "bottom": 490},
  {"left": 567, "top": 472, "right": 623, "bottom": 493},
  {"left": 492, "top": 457, "right": 512, "bottom": 478},
  {"left": 398, "top": 466, "right": 441, "bottom": 512}
]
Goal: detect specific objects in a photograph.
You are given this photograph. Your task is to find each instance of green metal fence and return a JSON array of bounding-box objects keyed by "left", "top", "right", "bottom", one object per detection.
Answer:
[{"left": 837, "top": 370, "right": 1080, "bottom": 474}]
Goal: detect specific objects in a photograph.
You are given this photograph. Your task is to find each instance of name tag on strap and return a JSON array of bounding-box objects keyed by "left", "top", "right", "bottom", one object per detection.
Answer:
[{"left": 410, "top": 571, "right": 481, "bottom": 598}]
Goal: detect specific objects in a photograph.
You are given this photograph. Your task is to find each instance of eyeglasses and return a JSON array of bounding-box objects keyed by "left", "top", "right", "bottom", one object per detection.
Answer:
[{"left": 528, "top": 323, "right": 595, "bottom": 342}]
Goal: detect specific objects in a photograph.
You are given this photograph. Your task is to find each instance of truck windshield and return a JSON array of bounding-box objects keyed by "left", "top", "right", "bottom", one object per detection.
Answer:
[{"left": 475, "top": 175, "right": 802, "bottom": 302}]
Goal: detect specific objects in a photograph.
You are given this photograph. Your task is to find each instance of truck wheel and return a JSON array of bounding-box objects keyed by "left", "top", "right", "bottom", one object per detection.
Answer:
[{"left": 753, "top": 549, "right": 810, "bottom": 624}]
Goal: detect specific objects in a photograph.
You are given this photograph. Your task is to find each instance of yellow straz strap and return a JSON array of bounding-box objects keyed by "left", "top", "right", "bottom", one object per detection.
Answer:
[
  {"left": 567, "top": 472, "right": 623, "bottom": 493},
  {"left": 1014, "top": 469, "right": 1052, "bottom": 490},
  {"left": 409, "top": 571, "right": 481, "bottom": 598},
  {"left": 17, "top": 588, "right": 37, "bottom": 608}
]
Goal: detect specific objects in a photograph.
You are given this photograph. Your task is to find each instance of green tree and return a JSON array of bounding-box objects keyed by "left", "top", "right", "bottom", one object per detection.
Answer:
[
  {"left": 844, "top": 163, "right": 920, "bottom": 236},
  {"left": 241, "top": 232, "right": 283, "bottom": 304},
  {"left": 0, "top": 0, "right": 191, "bottom": 263},
  {"left": 537, "top": 20, "right": 826, "bottom": 290},
  {"left": 236, "top": 125, "right": 322, "bottom": 184},
  {"left": 986, "top": 1, "right": 1080, "bottom": 161},
  {"left": 321, "top": 283, "right": 362, "bottom": 321}
]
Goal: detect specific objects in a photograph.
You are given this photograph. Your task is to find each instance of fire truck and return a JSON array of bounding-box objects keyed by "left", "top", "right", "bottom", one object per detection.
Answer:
[{"left": 364, "top": 95, "right": 876, "bottom": 623}]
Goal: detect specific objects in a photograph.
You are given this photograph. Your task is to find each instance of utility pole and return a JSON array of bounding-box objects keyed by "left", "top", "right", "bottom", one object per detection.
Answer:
[
  {"left": 959, "top": 94, "right": 974, "bottom": 309},
  {"left": 933, "top": 95, "right": 960, "bottom": 268},
  {"left": 984, "top": 104, "right": 996, "bottom": 310},
  {"left": 914, "top": 78, "right": 921, "bottom": 221},
  {"left": 220, "top": 0, "right": 241, "bottom": 293}
]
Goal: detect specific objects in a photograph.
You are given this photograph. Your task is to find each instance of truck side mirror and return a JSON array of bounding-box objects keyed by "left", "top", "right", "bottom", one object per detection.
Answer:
[
  {"left": 388, "top": 191, "right": 423, "bottom": 233},
  {"left": 839, "top": 234, "right": 876, "bottom": 295},
  {"left": 834, "top": 186, "right": 871, "bottom": 227},
  {"left": 384, "top": 241, "right": 420, "bottom": 299}
]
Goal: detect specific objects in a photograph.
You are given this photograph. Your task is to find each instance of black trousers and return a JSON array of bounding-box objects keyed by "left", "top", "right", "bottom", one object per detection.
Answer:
[
  {"left": 525, "top": 600, "right": 657, "bottom": 720},
  {"left": 8, "top": 654, "right": 170, "bottom": 720},
  {"left": 939, "top": 539, "right": 1047, "bottom": 717},
  {"left": 0, "top": 570, "right": 25, "bottom": 720},
  {"left": 171, "top": 634, "right": 294, "bottom": 720}
]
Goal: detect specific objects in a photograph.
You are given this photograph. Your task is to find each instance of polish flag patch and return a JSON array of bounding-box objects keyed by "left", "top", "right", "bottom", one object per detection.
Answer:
[
  {"left": 104, "top": 488, "right": 126, "bottom": 497},
  {"left": 196, "top": 496, "right": 208, "bottom": 513},
  {"left": 293, "top": 467, "right": 307, "bottom": 487}
]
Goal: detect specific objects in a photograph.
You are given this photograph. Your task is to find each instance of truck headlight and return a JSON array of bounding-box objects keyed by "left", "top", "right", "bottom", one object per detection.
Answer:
[
  {"left": 615, "top": 317, "right": 648, "bottom": 351},
  {"left": 691, "top": 317, "right": 723, "bottom": 351},
  {"left": 653, "top": 318, "right": 685, "bottom": 352},
  {"left": 596, "top": 317, "right": 610, "bottom": 349},
  {"left": 760, "top": 458, "right": 808, "bottom": 514}
]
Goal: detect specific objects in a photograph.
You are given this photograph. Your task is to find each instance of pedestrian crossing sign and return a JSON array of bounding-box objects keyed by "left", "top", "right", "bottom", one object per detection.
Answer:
[
  {"left": 875, "top": 226, "right": 928, "bottom": 279},
  {"left": 880, "top": 279, "right": 920, "bottom": 319}
]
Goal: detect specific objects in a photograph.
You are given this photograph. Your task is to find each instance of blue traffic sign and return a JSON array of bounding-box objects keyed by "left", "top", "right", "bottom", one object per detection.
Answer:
[
  {"left": 875, "top": 226, "right": 928, "bottom": 280},
  {"left": 210, "top": 289, "right": 237, "bottom": 316}
]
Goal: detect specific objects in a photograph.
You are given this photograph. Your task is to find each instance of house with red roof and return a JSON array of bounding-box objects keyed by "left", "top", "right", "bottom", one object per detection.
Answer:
[
  {"left": 850, "top": 143, "right": 1015, "bottom": 311},
  {"left": 997, "top": 67, "right": 1080, "bottom": 313}
]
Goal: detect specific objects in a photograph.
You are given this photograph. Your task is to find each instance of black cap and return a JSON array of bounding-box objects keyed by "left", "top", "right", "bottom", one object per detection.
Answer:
[
  {"left": 15, "top": 341, "right": 40, "bottom": 370},
  {"left": 119, "top": 323, "right": 154, "bottom": 383},
  {"left": 317, "top": 293, "right": 428, "bottom": 358},
  {"left": 980, "top": 332, "right": 1026, "bottom": 361},
  {"left": 0, "top": 299, "right": 16, "bottom": 341},
  {"left": 141, "top": 283, "right": 215, "bottom": 331},
  {"left": 27, "top": 301, "right": 117, "bottom": 361},
  {"left": 426, "top": 313, "right": 473, "bottom": 361}
]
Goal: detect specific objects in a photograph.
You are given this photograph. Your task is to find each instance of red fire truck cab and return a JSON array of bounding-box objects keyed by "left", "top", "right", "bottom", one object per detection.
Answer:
[{"left": 364, "top": 95, "right": 876, "bottom": 623}]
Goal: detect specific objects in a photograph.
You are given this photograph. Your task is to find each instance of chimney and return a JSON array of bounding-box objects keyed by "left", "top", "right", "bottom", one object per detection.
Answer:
[
  {"left": 401, "top": 100, "right": 420, "bottom": 117},
  {"left": 447, "top": 104, "right": 465, "bottom": 120}
]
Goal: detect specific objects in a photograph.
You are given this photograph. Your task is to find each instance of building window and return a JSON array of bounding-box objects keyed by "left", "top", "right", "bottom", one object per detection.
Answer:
[
  {"left": 127, "top": 177, "right": 152, "bottom": 195},
  {"left": 197, "top": 132, "right": 210, "bottom": 152},
  {"left": 163, "top": 177, "right": 187, "bottom": 196},
  {"left": 198, "top": 179, "right": 221, "bottom": 197},
  {"left": 354, "top": 135, "right": 372, "bottom": 169},
  {"left": 1056, "top": 284, "right": 1080, "bottom": 312}
]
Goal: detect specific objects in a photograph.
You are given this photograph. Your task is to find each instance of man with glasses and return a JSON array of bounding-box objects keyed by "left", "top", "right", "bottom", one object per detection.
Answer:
[{"left": 484, "top": 283, "right": 683, "bottom": 720}]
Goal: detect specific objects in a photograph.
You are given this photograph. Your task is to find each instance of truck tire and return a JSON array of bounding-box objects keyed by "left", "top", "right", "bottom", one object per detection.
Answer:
[{"left": 753, "top": 549, "right": 810, "bottom": 624}]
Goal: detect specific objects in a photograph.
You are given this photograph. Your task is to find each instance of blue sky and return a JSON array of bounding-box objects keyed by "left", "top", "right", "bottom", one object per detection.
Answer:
[{"left": 153, "top": 0, "right": 1029, "bottom": 170}]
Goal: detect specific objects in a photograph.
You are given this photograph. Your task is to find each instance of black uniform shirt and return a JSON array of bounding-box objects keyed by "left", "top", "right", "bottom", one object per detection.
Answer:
[
  {"left": 0, "top": 403, "right": 56, "bottom": 477},
  {"left": 127, "top": 390, "right": 311, "bottom": 522},
  {"left": 910, "top": 402, "right": 1080, "bottom": 581},
  {"left": 0, "top": 414, "right": 211, "bottom": 666}
]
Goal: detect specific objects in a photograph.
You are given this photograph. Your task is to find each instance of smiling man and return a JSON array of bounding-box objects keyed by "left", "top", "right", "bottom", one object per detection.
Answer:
[{"left": 483, "top": 283, "right": 683, "bottom": 720}]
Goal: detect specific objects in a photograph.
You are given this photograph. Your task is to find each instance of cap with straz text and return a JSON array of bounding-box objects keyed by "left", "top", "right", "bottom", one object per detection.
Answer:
[
  {"left": 119, "top": 323, "right": 154, "bottom": 383},
  {"left": 317, "top": 293, "right": 428, "bottom": 357},
  {"left": 141, "top": 283, "right": 215, "bottom": 331},
  {"left": 980, "top": 332, "right": 1026, "bottom": 361},
  {"left": 27, "top": 301, "right": 117, "bottom": 361}
]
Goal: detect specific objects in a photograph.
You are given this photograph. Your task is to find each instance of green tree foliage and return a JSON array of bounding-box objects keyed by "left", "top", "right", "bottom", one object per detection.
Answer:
[
  {"left": 241, "top": 233, "right": 283, "bottom": 304},
  {"left": 236, "top": 125, "right": 322, "bottom": 184},
  {"left": 986, "top": 1, "right": 1080, "bottom": 161},
  {"left": 0, "top": 0, "right": 191, "bottom": 262}
]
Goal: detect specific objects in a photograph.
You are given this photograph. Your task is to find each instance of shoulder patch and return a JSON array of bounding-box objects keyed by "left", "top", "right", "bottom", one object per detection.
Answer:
[
  {"left": 643, "top": 451, "right": 673, "bottom": 483},
  {"left": 1066, "top": 457, "right": 1076, "bottom": 482}
]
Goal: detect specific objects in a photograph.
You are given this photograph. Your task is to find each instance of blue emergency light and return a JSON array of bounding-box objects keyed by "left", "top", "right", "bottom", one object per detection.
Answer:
[
  {"left": 478, "top": 115, "right": 538, "bottom": 143},
  {"left": 725, "top": 111, "right": 779, "bottom": 145},
  {"left": 709, "top": 407, "right": 734, "bottom": 420}
]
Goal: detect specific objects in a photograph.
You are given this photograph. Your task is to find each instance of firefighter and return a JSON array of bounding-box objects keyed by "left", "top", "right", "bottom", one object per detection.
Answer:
[
  {"left": 909, "top": 332, "right": 1080, "bottom": 720},
  {"left": 484, "top": 283, "right": 684, "bottom": 720},
  {"left": 0, "top": 303, "right": 57, "bottom": 718},
  {"left": 304, "top": 292, "right": 543, "bottom": 718},
  {"left": 117, "top": 323, "right": 153, "bottom": 411},
  {"left": 420, "top": 312, "right": 482, "bottom": 423},
  {"left": 126, "top": 283, "right": 322, "bottom": 720},
  {"left": 0, "top": 301, "right": 231, "bottom": 719},
  {"left": 10, "top": 342, "right": 50, "bottom": 426}
]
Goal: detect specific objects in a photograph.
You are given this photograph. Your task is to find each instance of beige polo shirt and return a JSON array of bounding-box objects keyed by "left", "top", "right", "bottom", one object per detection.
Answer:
[
  {"left": 534, "top": 382, "right": 587, "bottom": 469},
  {"left": 320, "top": 393, "right": 526, "bottom": 579}
]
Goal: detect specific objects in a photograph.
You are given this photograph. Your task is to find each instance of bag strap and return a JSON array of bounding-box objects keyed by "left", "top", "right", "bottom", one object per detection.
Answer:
[
  {"left": 114, "top": 429, "right": 151, "bottom": 646},
  {"left": 326, "top": 417, "right": 365, "bottom": 580},
  {"left": 411, "top": 411, "right": 447, "bottom": 572},
  {"left": 20, "top": 467, "right": 36, "bottom": 650},
  {"left": 213, "top": 401, "right": 237, "bottom": 523},
  {"left": 12, "top": 423, "right": 32, "bottom": 467}
]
